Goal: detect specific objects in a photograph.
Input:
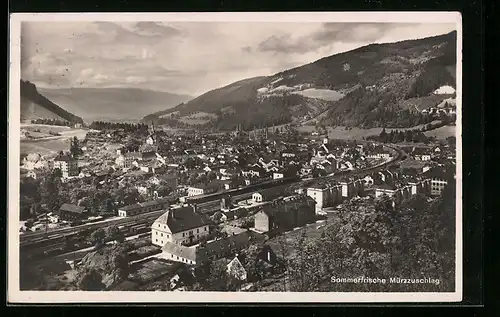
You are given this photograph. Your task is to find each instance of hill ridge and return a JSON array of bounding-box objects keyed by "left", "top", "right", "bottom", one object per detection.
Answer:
[
  {"left": 20, "top": 80, "right": 84, "bottom": 124},
  {"left": 141, "top": 30, "right": 457, "bottom": 130}
]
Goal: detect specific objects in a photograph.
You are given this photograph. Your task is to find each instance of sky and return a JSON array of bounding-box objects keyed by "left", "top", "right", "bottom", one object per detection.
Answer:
[{"left": 21, "top": 21, "right": 456, "bottom": 96}]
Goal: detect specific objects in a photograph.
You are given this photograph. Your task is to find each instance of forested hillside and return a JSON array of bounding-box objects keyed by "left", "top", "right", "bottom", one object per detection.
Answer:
[{"left": 144, "top": 31, "right": 457, "bottom": 131}]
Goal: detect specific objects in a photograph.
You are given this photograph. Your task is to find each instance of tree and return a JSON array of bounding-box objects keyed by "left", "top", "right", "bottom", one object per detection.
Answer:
[
  {"left": 106, "top": 225, "right": 125, "bottom": 243},
  {"left": 204, "top": 259, "right": 238, "bottom": 291},
  {"left": 207, "top": 171, "right": 217, "bottom": 182},
  {"left": 109, "top": 244, "right": 130, "bottom": 282},
  {"left": 40, "top": 170, "right": 62, "bottom": 213},
  {"left": 77, "top": 269, "right": 106, "bottom": 291},
  {"left": 446, "top": 136, "right": 456, "bottom": 147},
  {"left": 70, "top": 136, "right": 83, "bottom": 158},
  {"left": 89, "top": 228, "right": 106, "bottom": 248}
]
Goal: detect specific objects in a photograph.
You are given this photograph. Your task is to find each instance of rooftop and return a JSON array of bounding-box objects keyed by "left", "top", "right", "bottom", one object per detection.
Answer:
[
  {"left": 154, "top": 206, "right": 212, "bottom": 233},
  {"left": 59, "top": 203, "right": 86, "bottom": 214}
]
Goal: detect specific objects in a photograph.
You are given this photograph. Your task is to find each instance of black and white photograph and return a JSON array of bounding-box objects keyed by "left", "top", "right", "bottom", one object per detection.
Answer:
[{"left": 8, "top": 12, "right": 462, "bottom": 302}]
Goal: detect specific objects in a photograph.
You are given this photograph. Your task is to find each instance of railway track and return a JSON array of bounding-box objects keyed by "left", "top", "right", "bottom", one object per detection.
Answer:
[{"left": 20, "top": 143, "right": 406, "bottom": 252}]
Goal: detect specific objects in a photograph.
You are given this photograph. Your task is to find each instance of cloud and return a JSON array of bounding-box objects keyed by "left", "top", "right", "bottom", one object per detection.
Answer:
[
  {"left": 258, "top": 34, "right": 312, "bottom": 54},
  {"left": 255, "top": 23, "right": 440, "bottom": 54},
  {"left": 133, "top": 21, "right": 182, "bottom": 37},
  {"left": 20, "top": 21, "right": 456, "bottom": 95},
  {"left": 84, "top": 22, "right": 181, "bottom": 46},
  {"left": 242, "top": 46, "right": 252, "bottom": 53}
]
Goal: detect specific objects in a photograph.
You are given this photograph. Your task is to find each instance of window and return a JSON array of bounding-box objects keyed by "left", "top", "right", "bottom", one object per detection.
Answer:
[
  {"left": 161, "top": 233, "right": 163, "bottom": 237},
  {"left": 177, "top": 256, "right": 179, "bottom": 260},
  {"left": 155, "top": 239, "right": 158, "bottom": 242},
  {"left": 182, "top": 232, "right": 185, "bottom": 237},
  {"left": 197, "top": 229, "right": 199, "bottom": 233},
  {"left": 205, "top": 227, "right": 207, "bottom": 231}
]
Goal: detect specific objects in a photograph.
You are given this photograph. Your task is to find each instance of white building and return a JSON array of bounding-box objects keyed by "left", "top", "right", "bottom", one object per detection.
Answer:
[
  {"left": 306, "top": 184, "right": 342, "bottom": 213},
  {"left": 53, "top": 154, "right": 78, "bottom": 178},
  {"left": 188, "top": 186, "right": 206, "bottom": 197},
  {"left": 273, "top": 172, "right": 285, "bottom": 179},
  {"left": 151, "top": 205, "right": 211, "bottom": 247}
]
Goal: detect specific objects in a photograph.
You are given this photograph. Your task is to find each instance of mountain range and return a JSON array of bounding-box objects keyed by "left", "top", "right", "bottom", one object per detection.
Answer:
[
  {"left": 143, "top": 31, "right": 457, "bottom": 130},
  {"left": 21, "top": 80, "right": 84, "bottom": 124},
  {"left": 37, "top": 87, "right": 192, "bottom": 122},
  {"left": 20, "top": 80, "right": 193, "bottom": 124}
]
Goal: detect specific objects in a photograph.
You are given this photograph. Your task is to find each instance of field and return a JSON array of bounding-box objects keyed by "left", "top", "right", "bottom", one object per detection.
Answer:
[
  {"left": 21, "top": 139, "right": 72, "bottom": 156},
  {"left": 293, "top": 88, "right": 345, "bottom": 101},
  {"left": 399, "top": 158, "right": 429, "bottom": 170},
  {"left": 297, "top": 121, "right": 443, "bottom": 140},
  {"left": 178, "top": 112, "right": 217, "bottom": 125},
  {"left": 20, "top": 124, "right": 92, "bottom": 156},
  {"left": 424, "top": 125, "right": 456, "bottom": 139}
]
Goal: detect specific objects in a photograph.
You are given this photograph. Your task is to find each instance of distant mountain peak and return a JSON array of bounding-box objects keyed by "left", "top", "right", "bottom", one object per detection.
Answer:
[
  {"left": 20, "top": 80, "right": 84, "bottom": 124},
  {"left": 37, "top": 86, "right": 193, "bottom": 122}
]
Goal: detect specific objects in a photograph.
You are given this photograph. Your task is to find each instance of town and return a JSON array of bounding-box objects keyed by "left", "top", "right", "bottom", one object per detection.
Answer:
[{"left": 19, "top": 120, "right": 456, "bottom": 292}]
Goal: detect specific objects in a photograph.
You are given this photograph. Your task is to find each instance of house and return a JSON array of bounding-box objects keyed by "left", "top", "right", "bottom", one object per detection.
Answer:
[
  {"left": 58, "top": 203, "right": 87, "bottom": 222},
  {"left": 306, "top": 183, "right": 342, "bottom": 212},
  {"left": 187, "top": 183, "right": 218, "bottom": 197},
  {"left": 407, "top": 179, "right": 431, "bottom": 196},
  {"left": 210, "top": 211, "right": 228, "bottom": 223},
  {"left": 47, "top": 212, "right": 60, "bottom": 223},
  {"left": 222, "top": 178, "right": 244, "bottom": 190},
  {"left": 339, "top": 178, "right": 364, "bottom": 199},
  {"left": 273, "top": 172, "right": 285, "bottom": 179},
  {"left": 159, "top": 231, "right": 264, "bottom": 266},
  {"left": 226, "top": 256, "right": 247, "bottom": 281},
  {"left": 367, "top": 151, "right": 391, "bottom": 160},
  {"left": 244, "top": 176, "right": 260, "bottom": 186},
  {"left": 30, "top": 223, "right": 48, "bottom": 232},
  {"left": 151, "top": 205, "right": 212, "bottom": 247},
  {"left": 363, "top": 175, "right": 375, "bottom": 186},
  {"left": 26, "top": 170, "right": 38, "bottom": 179},
  {"left": 195, "top": 231, "right": 265, "bottom": 265},
  {"left": 252, "top": 186, "right": 287, "bottom": 203},
  {"left": 412, "top": 148, "right": 432, "bottom": 161},
  {"left": 374, "top": 184, "right": 403, "bottom": 204},
  {"left": 117, "top": 197, "right": 170, "bottom": 217},
  {"left": 22, "top": 153, "right": 49, "bottom": 170},
  {"left": 254, "top": 195, "right": 316, "bottom": 233},
  {"left": 160, "top": 241, "right": 198, "bottom": 265},
  {"left": 242, "top": 166, "right": 266, "bottom": 178},
  {"left": 117, "top": 151, "right": 142, "bottom": 169},
  {"left": 146, "top": 135, "right": 156, "bottom": 146},
  {"left": 422, "top": 168, "right": 450, "bottom": 196},
  {"left": 53, "top": 154, "right": 79, "bottom": 178}
]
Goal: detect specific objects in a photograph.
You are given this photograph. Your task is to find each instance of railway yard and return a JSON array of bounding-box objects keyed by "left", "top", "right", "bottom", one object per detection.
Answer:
[{"left": 20, "top": 143, "right": 406, "bottom": 269}]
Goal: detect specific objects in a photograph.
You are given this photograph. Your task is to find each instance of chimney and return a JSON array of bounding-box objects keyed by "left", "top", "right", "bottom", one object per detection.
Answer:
[
  {"left": 192, "top": 204, "right": 197, "bottom": 213},
  {"left": 169, "top": 209, "right": 175, "bottom": 219}
]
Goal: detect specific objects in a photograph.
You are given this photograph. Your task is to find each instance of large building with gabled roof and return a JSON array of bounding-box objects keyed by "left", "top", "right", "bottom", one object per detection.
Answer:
[{"left": 151, "top": 205, "right": 212, "bottom": 247}]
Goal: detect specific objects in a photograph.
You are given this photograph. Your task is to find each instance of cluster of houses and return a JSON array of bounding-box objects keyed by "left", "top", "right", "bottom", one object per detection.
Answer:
[
  {"left": 422, "top": 106, "right": 457, "bottom": 116},
  {"left": 405, "top": 145, "right": 454, "bottom": 162},
  {"left": 145, "top": 159, "right": 451, "bottom": 266}
]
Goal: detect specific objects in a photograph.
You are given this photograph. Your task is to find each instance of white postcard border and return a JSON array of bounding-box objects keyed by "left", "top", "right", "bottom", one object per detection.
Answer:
[{"left": 8, "top": 11, "right": 463, "bottom": 303}]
